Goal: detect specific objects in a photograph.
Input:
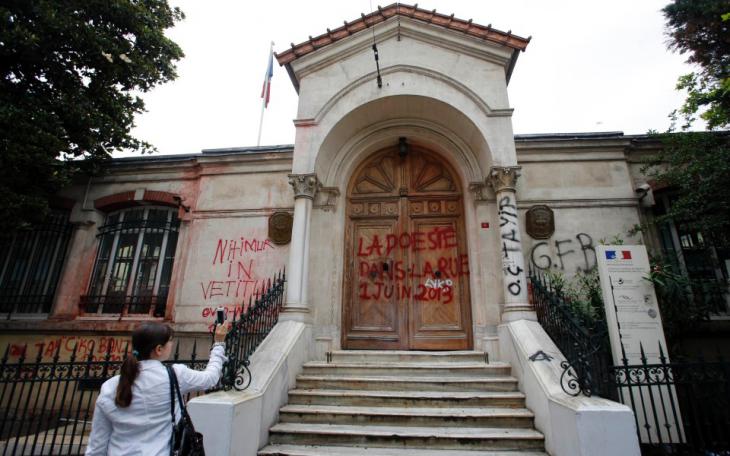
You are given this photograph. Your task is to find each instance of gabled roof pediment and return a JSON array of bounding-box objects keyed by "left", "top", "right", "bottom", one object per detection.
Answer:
[
  {"left": 276, "top": 3, "right": 529, "bottom": 65},
  {"left": 275, "top": 3, "right": 530, "bottom": 90}
]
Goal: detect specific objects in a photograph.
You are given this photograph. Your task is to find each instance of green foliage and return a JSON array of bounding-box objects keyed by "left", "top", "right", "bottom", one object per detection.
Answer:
[
  {"left": 642, "top": 131, "right": 730, "bottom": 247},
  {"left": 0, "top": 1, "right": 185, "bottom": 229},
  {"left": 598, "top": 234, "right": 625, "bottom": 246},
  {"left": 662, "top": 0, "right": 730, "bottom": 130},
  {"left": 547, "top": 254, "right": 716, "bottom": 355},
  {"left": 543, "top": 269, "right": 603, "bottom": 326}
]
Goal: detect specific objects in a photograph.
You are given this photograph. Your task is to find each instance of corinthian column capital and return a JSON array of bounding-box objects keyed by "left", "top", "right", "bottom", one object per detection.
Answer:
[
  {"left": 488, "top": 166, "right": 521, "bottom": 193},
  {"left": 288, "top": 173, "right": 320, "bottom": 200}
]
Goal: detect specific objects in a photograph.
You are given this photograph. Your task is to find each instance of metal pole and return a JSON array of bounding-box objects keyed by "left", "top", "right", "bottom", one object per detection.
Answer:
[{"left": 257, "top": 41, "right": 274, "bottom": 147}]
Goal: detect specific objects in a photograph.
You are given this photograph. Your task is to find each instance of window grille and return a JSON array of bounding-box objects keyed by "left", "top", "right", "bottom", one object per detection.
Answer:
[
  {"left": 0, "top": 210, "right": 74, "bottom": 317},
  {"left": 81, "top": 207, "right": 180, "bottom": 317}
]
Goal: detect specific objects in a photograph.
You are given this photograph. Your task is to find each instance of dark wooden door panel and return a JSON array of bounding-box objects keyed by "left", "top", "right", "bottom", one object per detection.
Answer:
[
  {"left": 344, "top": 219, "right": 407, "bottom": 349},
  {"left": 408, "top": 217, "right": 471, "bottom": 350},
  {"left": 342, "top": 147, "right": 472, "bottom": 350}
]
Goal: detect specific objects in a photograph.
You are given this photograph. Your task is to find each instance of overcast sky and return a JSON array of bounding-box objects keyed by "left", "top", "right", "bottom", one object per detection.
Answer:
[{"left": 125, "top": 0, "right": 696, "bottom": 157}]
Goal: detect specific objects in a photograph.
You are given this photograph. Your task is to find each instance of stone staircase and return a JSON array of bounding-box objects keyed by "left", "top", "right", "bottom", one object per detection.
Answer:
[{"left": 258, "top": 350, "right": 546, "bottom": 455}]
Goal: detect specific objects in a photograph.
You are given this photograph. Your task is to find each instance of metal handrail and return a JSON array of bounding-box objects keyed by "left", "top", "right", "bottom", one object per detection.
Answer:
[
  {"left": 219, "top": 269, "right": 286, "bottom": 391},
  {"left": 528, "top": 268, "right": 613, "bottom": 398}
]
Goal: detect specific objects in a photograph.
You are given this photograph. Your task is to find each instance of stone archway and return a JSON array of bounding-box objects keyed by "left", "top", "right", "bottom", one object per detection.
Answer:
[{"left": 342, "top": 144, "right": 473, "bottom": 350}]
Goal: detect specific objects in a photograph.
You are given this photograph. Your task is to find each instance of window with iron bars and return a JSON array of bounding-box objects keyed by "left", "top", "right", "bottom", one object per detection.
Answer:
[
  {"left": 0, "top": 210, "right": 74, "bottom": 317},
  {"left": 654, "top": 193, "right": 730, "bottom": 315},
  {"left": 81, "top": 207, "right": 180, "bottom": 317}
]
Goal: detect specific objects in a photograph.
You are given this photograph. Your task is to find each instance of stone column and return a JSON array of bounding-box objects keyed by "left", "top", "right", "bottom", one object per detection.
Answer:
[
  {"left": 488, "top": 166, "right": 536, "bottom": 322},
  {"left": 282, "top": 173, "right": 319, "bottom": 322}
]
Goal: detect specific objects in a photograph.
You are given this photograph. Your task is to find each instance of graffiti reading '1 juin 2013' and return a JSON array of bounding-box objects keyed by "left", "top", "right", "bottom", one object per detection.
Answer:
[
  {"left": 199, "top": 237, "right": 275, "bottom": 320},
  {"left": 356, "top": 226, "right": 468, "bottom": 304}
]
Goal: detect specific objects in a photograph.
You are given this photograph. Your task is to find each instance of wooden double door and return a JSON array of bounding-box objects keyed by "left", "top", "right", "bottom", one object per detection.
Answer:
[{"left": 342, "top": 146, "right": 473, "bottom": 350}]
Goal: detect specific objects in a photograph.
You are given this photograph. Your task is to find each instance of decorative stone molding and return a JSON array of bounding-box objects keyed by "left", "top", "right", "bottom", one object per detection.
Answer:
[
  {"left": 488, "top": 166, "right": 521, "bottom": 193},
  {"left": 468, "top": 181, "right": 488, "bottom": 202},
  {"left": 94, "top": 189, "right": 180, "bottom": 212},
  {"left": 288, "top": 173, "right": 320, "bottom": 200},
  {"left": 293, "top": 118, "right": 317, "bottom": 127},
  {"left": 314, "top": 186, "right": 340, "bottom": 212}
]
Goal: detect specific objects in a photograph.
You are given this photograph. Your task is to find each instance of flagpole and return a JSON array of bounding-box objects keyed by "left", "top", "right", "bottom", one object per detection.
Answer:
[{"left": 257, "top": 41, "right": 274, "bottom": 147}]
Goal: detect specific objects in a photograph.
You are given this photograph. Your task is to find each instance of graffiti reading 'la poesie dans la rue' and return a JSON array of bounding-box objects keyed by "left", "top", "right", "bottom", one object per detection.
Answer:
[
  {"left": 356, "top": 227, "right": 468, "bottom": 304},
  {"left": 357, "top": 226, "right": 458, "bottom": 256}
]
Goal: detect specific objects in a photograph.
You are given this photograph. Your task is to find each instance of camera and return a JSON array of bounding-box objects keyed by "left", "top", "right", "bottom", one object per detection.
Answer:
[{"left": 215, "top": 307, "right": 226, "bottom": 326}]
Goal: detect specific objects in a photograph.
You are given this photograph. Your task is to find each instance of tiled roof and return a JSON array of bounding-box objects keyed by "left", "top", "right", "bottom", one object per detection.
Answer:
[{"left": 275, "top": 2, "right": 530, "bottom": 66}]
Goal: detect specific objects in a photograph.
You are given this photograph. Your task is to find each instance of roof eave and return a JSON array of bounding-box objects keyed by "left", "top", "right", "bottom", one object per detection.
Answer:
[
  {"left": 284, "top": 63, "right": 299, "bottom": 94},
  {"left": 275, "top": 3, "right": 529, "bottom": 69},
  {"left": 506, "top": 49, "right": 520, "bottom": 85}
]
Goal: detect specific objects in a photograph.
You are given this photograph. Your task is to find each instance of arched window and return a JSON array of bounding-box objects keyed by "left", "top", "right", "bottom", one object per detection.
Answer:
[{"left": 81, "top": 207, "right": 179, "bottom": 317}]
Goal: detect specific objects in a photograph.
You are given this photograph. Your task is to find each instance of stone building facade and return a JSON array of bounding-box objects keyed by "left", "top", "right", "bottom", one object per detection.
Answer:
[{"left": 0, "top": 9, "right": 727, "bottom": 449}]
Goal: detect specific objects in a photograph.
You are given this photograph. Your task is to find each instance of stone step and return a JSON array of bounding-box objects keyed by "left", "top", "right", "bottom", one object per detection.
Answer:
[
  {"left": 268, "top": 423, "right": 544, "bottom": 451},
  {"left": 279, "top": 404, "right": 535, "bottom": 428},
  {"left": 328, "top": 350, "right": 488, "bottom": 364},
  {"left": 295, "top": 374, "right": 519, "bottom": 392},
  {"left": 287, "top": 389, "right": 527, "bottom": 408},
  {"left": 302, "top": 361, "right": 511, "bottom": 377},
  {"left": 259, "top": 443, "right": 549, "bottom": 456}
]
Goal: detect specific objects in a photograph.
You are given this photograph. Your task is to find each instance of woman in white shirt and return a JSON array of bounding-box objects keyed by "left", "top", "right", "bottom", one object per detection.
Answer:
[{"left": 85, "top": 322, "right": 228, "bottom": 456}]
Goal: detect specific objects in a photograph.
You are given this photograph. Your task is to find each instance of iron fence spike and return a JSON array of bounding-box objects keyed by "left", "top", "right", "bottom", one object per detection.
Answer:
[
  {"left": 620, "top": 341, "right": 629, "bottom": 365},
  {"left": 35, "top": 343, "right": 45, "bottom": 362},
  {"left": 658, "top": 341, "right": 667, "bottom": 364},
  {"left": 639, "top": 342, "right": 647, "bottom": 364},
  {"left": 13, "top": 344, "right": 25, "bottom": 366},
  {"left": 1, "top": 344, "right": 8, "bottom": 363},
  {"left": 87, "top": 340, "right": 97, "bottom": 362}
]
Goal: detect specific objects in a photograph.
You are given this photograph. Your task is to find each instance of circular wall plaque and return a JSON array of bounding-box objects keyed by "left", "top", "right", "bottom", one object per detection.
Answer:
[
  {"left": 526, "top": 205, "right": 555, "bottom": 239},
  {"left": 268, "top": 212, "right": 293, "bottom": 245}
]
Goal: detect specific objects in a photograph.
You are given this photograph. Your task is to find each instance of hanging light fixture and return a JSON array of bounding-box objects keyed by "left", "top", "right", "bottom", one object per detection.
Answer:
[{"left": 398, "top": 137, "right": 409, "bottom": 158}]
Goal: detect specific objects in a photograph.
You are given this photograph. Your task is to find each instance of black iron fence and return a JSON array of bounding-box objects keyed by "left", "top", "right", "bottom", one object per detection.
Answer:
[
  {"left": 529, "top": 269, "right": 730, "bottom": 455},
  {"left": 0, "top": 341, "right": 207, "bottom": 456},
  {"left": 613, "top": 345, "right": 730, "bottom": 455},
  {"left": 0, "top": 269, "right": 286, "bottom": 454},
  {"left": 528, "top": 268, "right": 615, "bottom": 399},
  {"left": 220, "top": 269, "right": 286, "bottom": 391}
]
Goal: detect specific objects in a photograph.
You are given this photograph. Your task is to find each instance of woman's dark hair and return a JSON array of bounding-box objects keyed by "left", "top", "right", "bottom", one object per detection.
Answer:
[{"left": 115, "top": 322, "right": 173, "bottom": 408}]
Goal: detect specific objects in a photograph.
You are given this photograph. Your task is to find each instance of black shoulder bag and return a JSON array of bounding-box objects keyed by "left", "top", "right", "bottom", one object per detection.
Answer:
[{"left": 166, "top": 365, "right": 205, "bottom": 456}]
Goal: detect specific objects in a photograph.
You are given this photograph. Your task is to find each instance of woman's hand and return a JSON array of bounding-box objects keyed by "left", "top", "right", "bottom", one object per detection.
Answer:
[{"left": 214, "top": 322, "right": 230, "bottom": 343}]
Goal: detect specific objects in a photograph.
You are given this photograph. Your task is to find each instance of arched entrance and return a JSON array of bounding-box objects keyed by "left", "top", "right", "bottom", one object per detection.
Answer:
[{"left": 342, "top": 144, "right": 473, "bottom": 350}]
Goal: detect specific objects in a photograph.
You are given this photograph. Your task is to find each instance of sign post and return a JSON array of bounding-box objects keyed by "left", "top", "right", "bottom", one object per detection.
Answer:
[{"left": 596, "top": 245, "right": 683, "bottom": 443}]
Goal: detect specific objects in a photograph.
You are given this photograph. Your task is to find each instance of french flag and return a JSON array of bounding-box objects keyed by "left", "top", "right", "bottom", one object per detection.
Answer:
[
  {"left": 605, "top": 250, "right": 632, "bottom": 260},
  {"left": 261, "top": 50, "right": 273, "bottom": 108}
]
